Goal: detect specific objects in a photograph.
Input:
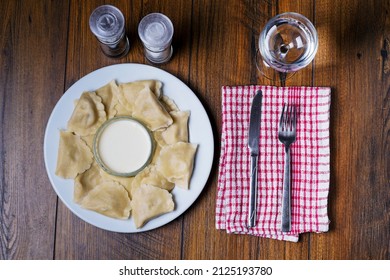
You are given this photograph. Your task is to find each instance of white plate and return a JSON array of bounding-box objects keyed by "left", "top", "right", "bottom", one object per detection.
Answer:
[{"left": 44, "top": 63, "right": 214, "bottom": 233}]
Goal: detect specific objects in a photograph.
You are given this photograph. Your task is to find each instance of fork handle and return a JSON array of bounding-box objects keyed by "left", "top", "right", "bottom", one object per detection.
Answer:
[{"left": 281, "top": 146, "right": 291, "bottom": 232}]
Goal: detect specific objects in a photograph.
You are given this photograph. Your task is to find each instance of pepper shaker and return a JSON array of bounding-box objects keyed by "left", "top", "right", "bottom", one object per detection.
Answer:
[{"left": 89, "top": 5, "right": 130, "bottom": 58}]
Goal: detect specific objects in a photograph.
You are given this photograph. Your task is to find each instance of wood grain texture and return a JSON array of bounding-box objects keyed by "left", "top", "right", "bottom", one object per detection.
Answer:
[
  {"left": 0, "top": 0, "right": 389, "bottom": 260},
  {"left": 0, "top": 0, "right": 69, "bottom": 259},
  {"left": 312, "top": 0, "right": 390, "bottom": 260}
]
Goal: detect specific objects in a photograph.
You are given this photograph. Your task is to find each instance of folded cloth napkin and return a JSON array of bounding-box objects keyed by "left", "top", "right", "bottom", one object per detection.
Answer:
[{"left": 216, "top": 85, "right": 331, "bottom": 242}]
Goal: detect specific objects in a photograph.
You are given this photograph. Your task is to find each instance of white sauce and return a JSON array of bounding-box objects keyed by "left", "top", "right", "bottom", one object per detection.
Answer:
[{"left": 98, "top": 119, "right": 152, "bottom": 174}]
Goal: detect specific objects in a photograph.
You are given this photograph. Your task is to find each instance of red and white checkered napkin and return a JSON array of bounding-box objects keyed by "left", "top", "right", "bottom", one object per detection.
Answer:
[{"left": 216, "top": 85, "right": 331, "bottom": 242}]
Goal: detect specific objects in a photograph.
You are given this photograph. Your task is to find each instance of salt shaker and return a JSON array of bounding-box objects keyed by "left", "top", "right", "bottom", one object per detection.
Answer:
[
  {"left": 138, "top": 13, "right": 174, "bottom": 64},
  {"left": 89, "top": 5, "right": 130, "bottom": 58}
]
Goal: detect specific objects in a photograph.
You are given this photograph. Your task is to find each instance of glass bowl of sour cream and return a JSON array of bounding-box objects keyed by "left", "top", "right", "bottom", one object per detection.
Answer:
[{"left": 93, "top": 116, "right": 154, "bottom": 177}]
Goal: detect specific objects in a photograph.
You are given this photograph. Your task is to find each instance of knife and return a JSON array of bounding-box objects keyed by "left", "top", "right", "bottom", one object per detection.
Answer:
[{"left": 247, "top": 90, "right": 263, "bottom": 228}]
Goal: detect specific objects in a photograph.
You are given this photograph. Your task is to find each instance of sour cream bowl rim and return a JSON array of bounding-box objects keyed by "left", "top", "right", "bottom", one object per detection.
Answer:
[{"left": 93, "top": 116, "right": 154, "bottom": 177}]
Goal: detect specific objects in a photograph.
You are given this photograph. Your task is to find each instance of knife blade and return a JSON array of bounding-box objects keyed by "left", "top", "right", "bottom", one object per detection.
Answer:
[{"left": 247, "top": 90, "right": 263, "bottom": 228}]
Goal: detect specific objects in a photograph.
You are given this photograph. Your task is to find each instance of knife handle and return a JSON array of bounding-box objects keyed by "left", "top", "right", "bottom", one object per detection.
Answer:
[{"left": 248, "top": 154, "right": 258, "bottom": 228}]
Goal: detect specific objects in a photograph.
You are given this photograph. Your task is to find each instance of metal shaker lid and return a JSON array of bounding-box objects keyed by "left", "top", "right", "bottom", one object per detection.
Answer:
[
  {"left": 89, "top": 5, "right": 125, "bottom": 43},
  {"left": 138, "top": 13, "right": 174, "bottom": 51}
]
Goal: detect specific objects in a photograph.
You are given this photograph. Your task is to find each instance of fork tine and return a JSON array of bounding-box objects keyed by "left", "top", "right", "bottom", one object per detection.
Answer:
[
  {"left": 279, "top": 103, "right": 297, "bottom": 132},
  {"left": 285, "top": 103, "right": 291, "bottom": 130},
  {"left": 289, "top": 104, "right": 294, "bottom": 130},
  {"left": 292, "top": 105, "right": 297, "bottom": 131},
  {"left": 279, "top": 103, "right": 286, "bottom": 129},
  {"left": 285, "top": 104, "right": 296, "bottom": 131},
  {"left": 285, "top": 103, "right": 292, "bottom": 131}
]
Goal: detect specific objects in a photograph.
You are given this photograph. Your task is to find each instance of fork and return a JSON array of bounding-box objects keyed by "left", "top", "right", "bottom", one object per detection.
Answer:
[{"left": 278, "top": 103, "right": 297, "bottom": 232}]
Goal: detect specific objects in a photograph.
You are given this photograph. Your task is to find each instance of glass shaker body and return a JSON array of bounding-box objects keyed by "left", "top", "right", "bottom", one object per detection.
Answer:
[
  {"left": 89, "top": 5, "right": 130, "bottom": 58},
  {"left": 138, "top": 13, "right": 174, "bottom": 64}
]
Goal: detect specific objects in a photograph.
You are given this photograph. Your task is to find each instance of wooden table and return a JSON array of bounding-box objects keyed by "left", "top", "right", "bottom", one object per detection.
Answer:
[{"left": 0, "top": 0, "right": 389, "bottom": 260}]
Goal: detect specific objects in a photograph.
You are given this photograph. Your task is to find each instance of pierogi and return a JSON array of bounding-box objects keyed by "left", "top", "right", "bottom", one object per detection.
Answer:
[
  {"left": 156, "top": 142, "right": 198, "bottom": 189},
  {"left": 55, "top": 131, "right": 93, "bottom": 179},
  {"left": 132, "top": 87, "right": 173, "bottom": 131},
  {"left": 117, "top": 80, "right": 162, "bottom": 115},
  {"left": 154, "top": 111, "right": 190, "bottom": 146},
  {"left": 95, "top": 80, "right": 120, "bottom": 118},
  {"left": 67, "top": 91, "right": 106, "bottom": 136},
  {"left": 74, "top": 162, "right": 104, "bottom": 203},
  {"left": 81, "top": 181, "right": 131, "bottom": 219},
  {"left": 131, "top": 184, "right": 174, "bottom": 228}
]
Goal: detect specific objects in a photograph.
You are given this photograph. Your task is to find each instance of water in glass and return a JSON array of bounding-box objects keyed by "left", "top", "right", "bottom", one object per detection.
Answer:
[{"left": 258, "top": 12, "right": 318, "bottom": 74}]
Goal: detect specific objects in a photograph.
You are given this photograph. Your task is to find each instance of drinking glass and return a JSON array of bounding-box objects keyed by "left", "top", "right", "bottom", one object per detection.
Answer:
[{"left": 256, "top": 12, "right": 318, "bottom": 84}]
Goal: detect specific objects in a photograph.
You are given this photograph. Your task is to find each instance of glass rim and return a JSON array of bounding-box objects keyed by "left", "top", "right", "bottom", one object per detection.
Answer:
[{"left": 258, "top": 12, "right": 318, "bottom": 72}]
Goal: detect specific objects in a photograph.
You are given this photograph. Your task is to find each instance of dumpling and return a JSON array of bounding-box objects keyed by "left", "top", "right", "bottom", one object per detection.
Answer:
[
  {"left": 80, "top": 181, "right": 131, "bottom": 219},
  {"left": 114, "top": 101, "right": 131, "bottom": 116},
  {"left": 55, "top": 131, "right": 93, "bottom": 179},
  {"left": 99, "top": 168, "right": 135, "bottom": 196},
  {"left": 141, "top": 165, "right": 174, "bottom": 191},
  {"left": 156, "top": 142, "right": 197, "bottom": 189},
  {"left": 131, "top": 184, "right": 174, "bottom": 228},
  {"left": 131, "top": 165, "right": 175, "bottom": 195},
  {"left": 160, "top": 95, "right": 179, "bottom": 112},
  {"left": 117, "top": 80, "right": 162, "bottom": 114},
  {"left": 67, "top": 91, "right": 106, "bottom": 136},
  {"left": 132, "top": 87, "right": 173, "bottom": 131},
  {"left": 154, "top": 111, "right": 190, "bottom": 146},
  {"left": 74, "top": 162, "right": 104, "bottom": 203},
  {"left": 80, "top": 134, "right": 95, "bottom": 150},
  {"left": 95, "top": 80, "right": 119, "bottom": 118},
  {"left": 117, "top": 83, "right": 139, "bottom": 114},
  {"left": 121, "top": 80, "right": 162, "bottom": 98},
  {"left": 136, "top": 80, "right": 162, "bottom": 98}
]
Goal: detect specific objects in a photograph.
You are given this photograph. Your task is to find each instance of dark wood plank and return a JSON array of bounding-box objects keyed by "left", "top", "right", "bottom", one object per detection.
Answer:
[
  {"left": 54, "top": 0, "right": 192, "bottom": 260},
  {"left": 310, "top": 0, "right": 351, "bottom": 259},
  {"left": 0, "top": 0, "right": 69, "bottom": 259},
  {"left": 312, "top": 0, "right": 390, "bottom": 260}
]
